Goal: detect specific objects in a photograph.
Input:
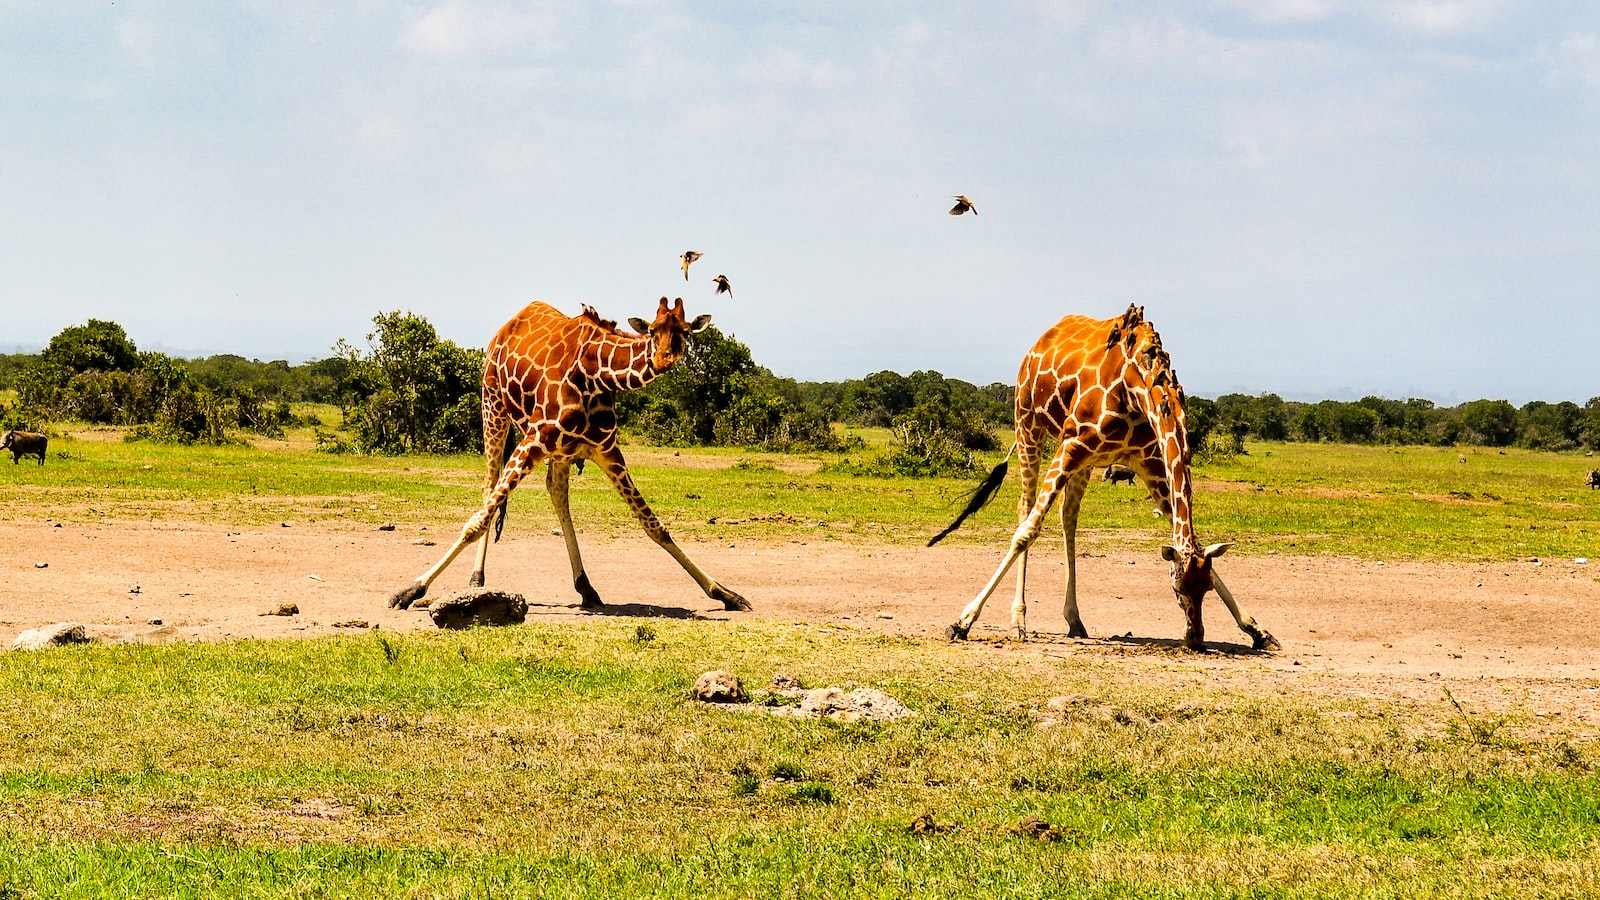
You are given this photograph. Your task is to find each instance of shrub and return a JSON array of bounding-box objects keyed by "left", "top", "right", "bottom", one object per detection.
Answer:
[
  {"left": 824, "top": 403, "right": 990, "bottom": 478},
  {"left": 336, "top": 311, "right": 484, "bottom": 454}
]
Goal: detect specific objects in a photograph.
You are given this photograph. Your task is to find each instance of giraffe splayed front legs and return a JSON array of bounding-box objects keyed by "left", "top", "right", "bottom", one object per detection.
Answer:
[
  {"left": 386, "top": 298, "right": 749, "bottom": 615},
  {"left": 935, "top": 305, "right": 1278, "bottom": 652}
]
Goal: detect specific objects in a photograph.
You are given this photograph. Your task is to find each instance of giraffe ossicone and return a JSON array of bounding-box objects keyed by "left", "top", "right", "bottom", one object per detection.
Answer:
[
  {"left": 931, "top": 304, "right": 1278, "bottom": 652},
  {"left": 386, "top": 296, "right": 750, "bottom": 615}
]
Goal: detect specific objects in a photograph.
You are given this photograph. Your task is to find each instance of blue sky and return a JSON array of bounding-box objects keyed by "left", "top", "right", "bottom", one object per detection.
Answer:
[{"left": 4, "top": 1, "right": 1600, "bottom": 404}]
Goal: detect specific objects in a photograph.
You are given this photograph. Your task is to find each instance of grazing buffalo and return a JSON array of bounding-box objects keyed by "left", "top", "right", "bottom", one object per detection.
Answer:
[
  {"left": 1587, "top": 469, "right": 1599, "bottom": 490},
  {"left": 1101, "top": 464, "right": 1137, "bottom": 485},
  {"left": 2, "top": 430, "right": 47, "bottom": 465}
]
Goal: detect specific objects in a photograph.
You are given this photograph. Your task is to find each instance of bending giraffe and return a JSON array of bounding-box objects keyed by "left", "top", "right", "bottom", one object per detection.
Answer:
[
  {"left": 930, "top": 304, "right": 1277, "bottom": 651},
  {"left": 386, "top": 297, "right": 750, "bottom": 613}
]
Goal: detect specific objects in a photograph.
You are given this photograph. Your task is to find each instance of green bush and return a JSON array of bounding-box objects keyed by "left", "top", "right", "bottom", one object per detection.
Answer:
[
  {"left": 336, "top": 311, "right": 484, "bottom": 454},
  {"left": 620, "top": 326, "right": 849, "bottom": 452},
  {"left": 825, "top": 403, "right": 986, "bottom": 478}
]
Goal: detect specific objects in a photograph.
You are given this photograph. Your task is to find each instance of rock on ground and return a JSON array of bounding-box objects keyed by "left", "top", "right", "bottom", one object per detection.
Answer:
[
  {"left": 692, "top": 670, "right": 748, "bottom": 703},
  {"left": 766, "top": 686, "right": 915, "bottom": 723},
  {"left": 13, "top": 623, "right": 93, "bottom": 651},
  {"left": 426, "top": 589, "right": 528, "bottom": 629}
]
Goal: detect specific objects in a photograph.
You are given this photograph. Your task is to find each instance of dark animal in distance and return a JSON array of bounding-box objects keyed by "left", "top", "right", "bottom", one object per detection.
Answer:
[
  {"left": 1102, "top": 464, "right": 1137, "bottom": 485},
  {"left": 2, "top": 431, "right": 47, "bottom": 465},
  {"left": 1587, "top": 469, "right": 1599, "bottom": 490}
]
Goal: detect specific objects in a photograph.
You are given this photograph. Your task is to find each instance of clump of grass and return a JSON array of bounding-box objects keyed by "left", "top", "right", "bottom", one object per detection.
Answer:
[
  {"left": 730, "top": 764, "right": 761, "bottom": 796},
  {"left": 786, "top": 783, "right": 835, "bottom": 804},
  {"left": 768, "top": 761, "right": 804, "bottom": 782},
  {"left": 631, "top": 624, "right": 657, "bottom": 645}
]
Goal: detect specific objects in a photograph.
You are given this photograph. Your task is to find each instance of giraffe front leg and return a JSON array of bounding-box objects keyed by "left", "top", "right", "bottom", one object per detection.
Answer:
[
  {"left": 547, "top": 458, "right": 602, "bottom": 608},
  {"left": 595, "top": 447, "right": 751, "bottom": 611},
  {"left": 1211, "top": 569, "right": 1280, "bottom": 651},
  {"left": 387, "top": 437, "right": 546, "bottom": 609}
]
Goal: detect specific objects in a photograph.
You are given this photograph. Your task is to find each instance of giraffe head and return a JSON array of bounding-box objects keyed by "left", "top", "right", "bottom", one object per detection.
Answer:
[
  {"left": 1160, "top": 541, "right": 1231, "bottom": 649},
  {"left": 628, "top": 297, "right": 712, "bottom": 371}
]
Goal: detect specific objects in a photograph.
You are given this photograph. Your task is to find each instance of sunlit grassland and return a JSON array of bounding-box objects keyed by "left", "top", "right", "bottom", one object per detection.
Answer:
[
  {"left": 0, "top": 620, "right": 1596, "bottom": 898},
  {"left": 2, "top": 428, "right": 1599, "bottom": 562}
]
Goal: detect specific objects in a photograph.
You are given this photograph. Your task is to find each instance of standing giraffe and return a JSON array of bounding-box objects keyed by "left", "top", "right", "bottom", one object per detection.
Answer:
[
  {"left": 386, "top": 297, "right": 750, "bottom": 613},
  {"left": 931, "top": 305, "right": 1277, "bottom": 651}
]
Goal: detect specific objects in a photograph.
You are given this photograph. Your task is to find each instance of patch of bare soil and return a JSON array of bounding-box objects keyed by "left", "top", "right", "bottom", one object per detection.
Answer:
[{"left": 2, "top": 519, "right": 1597, "bottom": 723}]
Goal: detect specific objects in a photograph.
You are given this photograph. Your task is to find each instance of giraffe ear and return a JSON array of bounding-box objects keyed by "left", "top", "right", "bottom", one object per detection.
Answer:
[
  {"left": 1202, "top": 542, "right": 1232, "bottom": 560},
  {"left": 628, "top": 317, "right": 651, "bottom": 334},
  {"left": 689, "top": 314, "right": 713, "bottom": 334},
  {"left": 1160, "top": 544, "right": 1181, "bottom": 562}
]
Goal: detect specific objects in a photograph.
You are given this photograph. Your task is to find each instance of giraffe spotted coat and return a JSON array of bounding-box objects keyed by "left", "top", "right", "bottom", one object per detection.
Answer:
[
  {"left": 386, "top": 298, "right": 749, "bottom": 613},
  {"left": 944, "top": 305, "right": 1278, "bottom": 651}
]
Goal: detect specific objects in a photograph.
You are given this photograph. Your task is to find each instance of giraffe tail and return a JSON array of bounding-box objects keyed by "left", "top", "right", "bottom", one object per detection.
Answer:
[
  {"left": 493, "top": 500, "right": 509, "bottom": 543},
  {"left": 926, "top": 444, "right": 1016, "bottom": 547}
]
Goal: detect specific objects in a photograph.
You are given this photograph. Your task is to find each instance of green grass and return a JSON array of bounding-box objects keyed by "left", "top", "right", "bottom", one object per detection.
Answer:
[
  {"left": 0, "top": 621, "right": 1595, "bottom": 898},
  {"left": 4, "top": 431, "right": 1600, "bottom": 562}
]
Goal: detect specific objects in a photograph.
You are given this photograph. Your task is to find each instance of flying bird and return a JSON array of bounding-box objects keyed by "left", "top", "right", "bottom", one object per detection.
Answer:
[
  {"left": 949, "top": 195, "right": 977, "bottom": 216},
  {"left": 680, "top": 250, "right": 703, "bottom": 280},
  {"left": 712, "top": 274, "right": 732, "bottom": 298}
]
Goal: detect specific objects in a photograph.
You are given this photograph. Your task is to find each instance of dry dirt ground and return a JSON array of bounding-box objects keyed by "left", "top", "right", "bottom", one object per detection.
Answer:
[{"left": 3, "top": 518, "right": 1598, "bottom": 723}]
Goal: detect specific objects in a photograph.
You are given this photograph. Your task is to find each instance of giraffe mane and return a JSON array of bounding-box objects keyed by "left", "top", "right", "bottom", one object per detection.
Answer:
[{"left": 577, "top": 304, "right": 624, "bottom": 334}]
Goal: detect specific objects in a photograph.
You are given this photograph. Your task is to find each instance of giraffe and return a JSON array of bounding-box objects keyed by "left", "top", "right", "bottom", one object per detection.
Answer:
[
  {"left": 385, "top": 297, "right": 750, "bottom": 614},
  {"left": 932, "top": 304, "right": 1278, "bottom": 651}
]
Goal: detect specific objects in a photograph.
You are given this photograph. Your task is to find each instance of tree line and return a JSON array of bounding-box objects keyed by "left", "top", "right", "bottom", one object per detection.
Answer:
[{"left": 4, "top": 316, "right": 1599, "bottom": 459}]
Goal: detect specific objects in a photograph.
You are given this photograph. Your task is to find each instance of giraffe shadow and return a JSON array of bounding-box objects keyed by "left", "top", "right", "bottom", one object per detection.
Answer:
[
  {"left": 1099, "top": 633, "right": 1269, "bottom": 657},
  {"left": 524, "top": 600, "right": 701, "bottom": 621}
]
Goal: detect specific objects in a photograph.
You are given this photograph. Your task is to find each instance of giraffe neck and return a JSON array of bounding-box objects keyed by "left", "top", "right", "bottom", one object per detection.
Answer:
[
  {"left": 580, "top": 328, "right": 660, "bottom": 393},
  {"left": 1141, "top": 386, "right": 1199, "bottom": 554}
]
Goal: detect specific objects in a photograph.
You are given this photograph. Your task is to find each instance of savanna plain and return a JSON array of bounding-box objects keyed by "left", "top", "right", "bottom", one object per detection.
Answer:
[{"left": 0, "top": 420, "right": 1597, "bottom": 898}]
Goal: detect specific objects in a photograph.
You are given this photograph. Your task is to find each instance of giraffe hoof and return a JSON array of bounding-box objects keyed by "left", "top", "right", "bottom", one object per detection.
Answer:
[
  {"left": 1252, "top": 631, "right": 1282, "bottom": 652},
  {"left": 468, "top": 572, "right": 485, "bottom": 588},
  {"left": 1066, "top": 623, "right": 1089, "bottom": 639},
  {"left": 946, "top": 623, "right": 971, "bottom": 642},
  {"left": 388, "top": 583, "right": 427, "bottom": 610},
  {"left": 575, "top": 573, "right": 603, "bottom": 609},
  {"left": 712, "top": 586, "right": 751, "bottom": 611}
]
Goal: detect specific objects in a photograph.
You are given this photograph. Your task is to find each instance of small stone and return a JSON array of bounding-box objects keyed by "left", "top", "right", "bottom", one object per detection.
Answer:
[
  {"left": 148, "top": 619, "right": 162, "bottom": 626},
  {"left": 261, "top": 603, "right": 300, "bottom": 617},
  {"left": 412, "top": 538, "right": 436, "bottom": 546},
  {"left": 281, "top": 522, "right": 291, "bottom": 528},
  {"left": 692, "top": 670, "right": 748, "bottom": 704},
  {"left": 129, "top": 585, "right": 141, "bottom": 594},
  {"left": 377, "top": 523, "right": 396, "bottom": 532},
  {"left": 13, "top": 623, "right": 92, "bottom": 651},
  {"left": 34, "top": 562, "right": 47, "bottom": 569},
  {"left": 1012, "top": 816, "right": 1061, "bottom": 842}
]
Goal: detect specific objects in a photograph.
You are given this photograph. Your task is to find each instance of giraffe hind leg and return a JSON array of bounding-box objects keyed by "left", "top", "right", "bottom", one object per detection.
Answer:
[
  {"left": 1058, "top": 469, "right": 1092, "bottom": 639},
  {"left": 469, "top": 407, "right": 515, "bottom": 589}
]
